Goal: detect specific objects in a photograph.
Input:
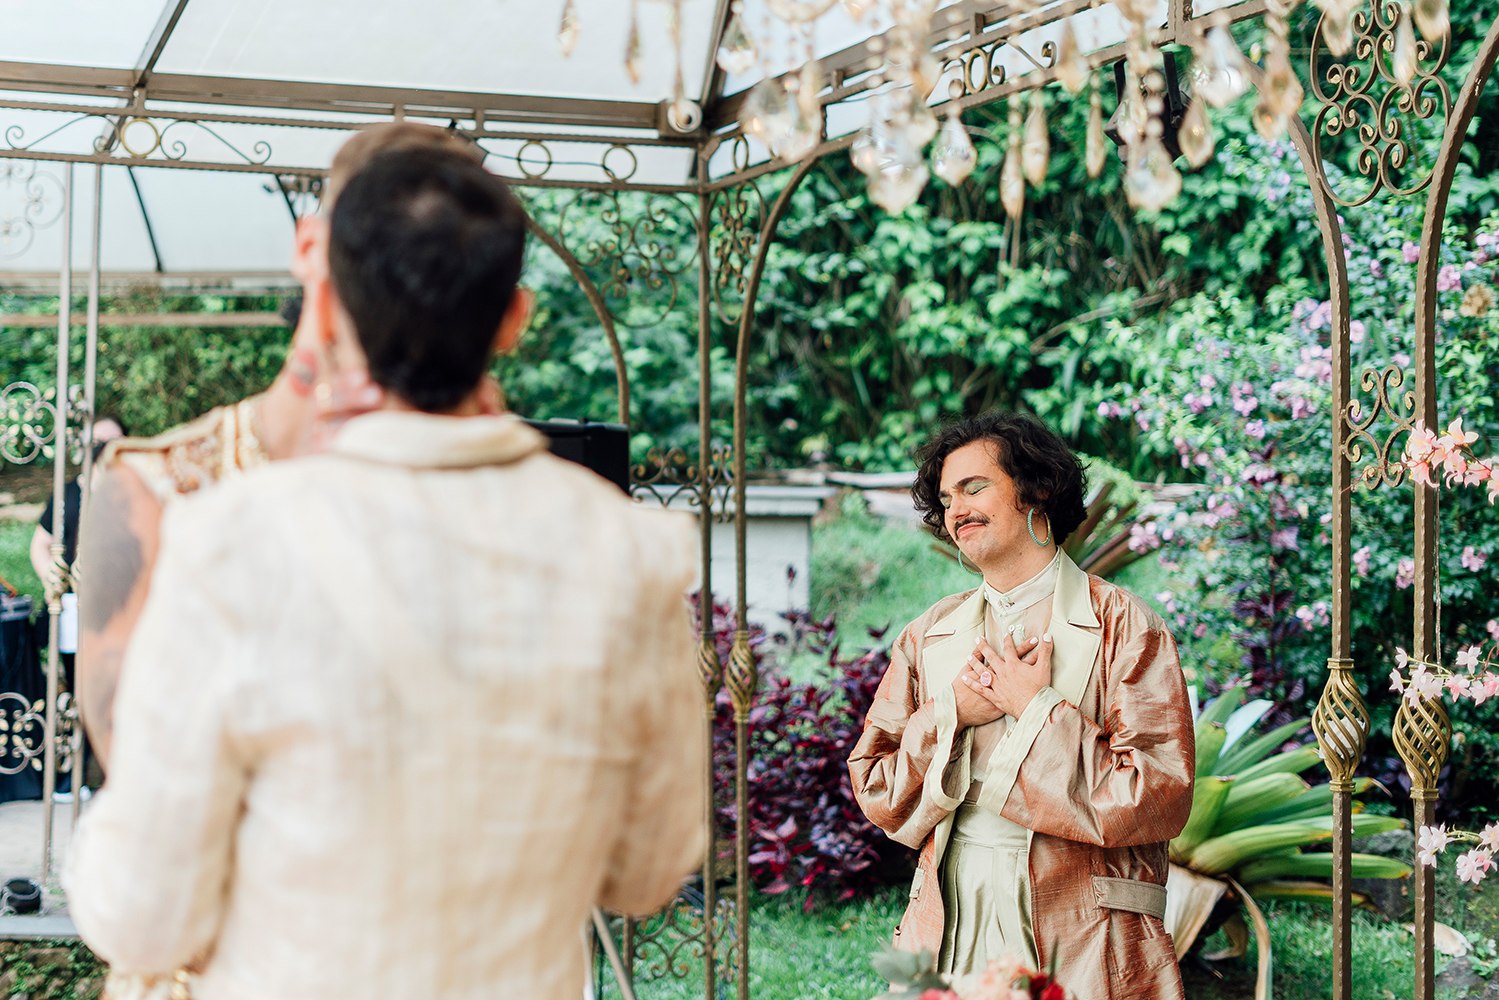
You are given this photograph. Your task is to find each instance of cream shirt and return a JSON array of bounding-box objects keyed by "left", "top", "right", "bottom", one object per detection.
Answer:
[{"left": 65, "top": 411, "right": 706, "bottom": 1000}]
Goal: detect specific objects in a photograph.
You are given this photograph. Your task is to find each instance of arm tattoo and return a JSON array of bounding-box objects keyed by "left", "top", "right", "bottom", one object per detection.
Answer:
[
  {"left": 77, "top": 466, "right": 161, "bottom": 770},
  {"left": 79, "top": 471, "right": 144, "bottom": 634}
]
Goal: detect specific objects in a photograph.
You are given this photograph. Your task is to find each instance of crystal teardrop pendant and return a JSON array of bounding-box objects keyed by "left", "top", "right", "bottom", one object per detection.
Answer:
[
  {"left": 717, "top": 10, "right": 759, "bottom": 75},
  {"left": 1413, "top": 0, "right": 1449, "bottom": 42},
  {"left": 1054, "top": 22, "right": 1090, "bottom": 95},
  {"left": 1124, "top": 135, "right": 1182, "bottom": 212},
  {"left": 741, "top": 78, "right": 794, "bottom": 142},
  {"left": 1000, "top": 133, "right": 1024, "bottom": 219},
  {"left": 1086, "top": 89, "right": 1107, "bottom": 179},
  {"left": 624, "top": 7, "right": 644, "bottom": 84},
  {"left": 1179, "top": 98, "right": 1215, "bottom": 168},
  {"left": 851, "top": 124, "right": 881, "bottom": 176},
  {"left": 1393, "top": 4, "right": 1419, "bottom": 85},
  {"left": 903, "top": 92, "right": 939, "bottom": 146},
  {"left": 931, "top": 112, "right": 977, "bottom": 185},
  {"left": 868, "top": 129, "right": 930, "bottom": 213},
  {"left": 1116, "top": 74, "right": 1146, "bottom": 148},
  {"left": 1261, "top": 37, "right": 1304, "bottom": 117},
  {"left": 842, "top": 0, "right": 870, "bottom": 20},
  {"left": 1320, "top": 6, "right": 1355, "bottom": 56},
  {"left": 1193, "top": 24, "right": 1250, "bottom": 107},
  {"left": 1022, "top": 95, "right": 1050, "bottom": 187},
  {"left": 557, "top": 0, "right": 581, "bottom": 57},
  {"left": 775, "top": 74, "right": 820, "bottom": 161},
  {"left": 1252, "top": 96, "right": 1287, "bottom": 139}
]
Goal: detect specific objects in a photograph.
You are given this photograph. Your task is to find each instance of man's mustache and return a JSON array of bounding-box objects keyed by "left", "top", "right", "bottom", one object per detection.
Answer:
[{"left": 954, "top": 514, "right": 989, "bottom": 531}]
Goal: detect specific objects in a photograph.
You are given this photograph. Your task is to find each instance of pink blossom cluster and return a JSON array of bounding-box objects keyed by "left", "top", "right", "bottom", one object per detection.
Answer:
[
  {"left": 1293, "top": 345, "right": 1334, "bottom": 384},
  {"left": 1353, "top": 545, "right": 1372, "bottom": 577},
  {"left": 1231, "top": 381, "right": 1259, "bottom": 417},
  {"left": 1403, "top": 418, "right": 1499, "bottom": 501},
  {"left": 1128, "top": 520, "right": 1170, "bottom": 554},
  {"left": 1438, "top": 265, "right": 1463, "bottom": 292},
  {"left": 1295, "top": 601, "right": 1330, "bottom": 629},
  {"left": 1389, "top": 645, "right": 1499, "bottom": 708},
  {"left": 1417, "top": 823, "right": 1499, "bottom": 886}
]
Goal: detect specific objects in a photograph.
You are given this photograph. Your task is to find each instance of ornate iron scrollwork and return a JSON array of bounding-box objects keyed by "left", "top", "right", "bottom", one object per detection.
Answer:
[
  {"left": 630, "top": 892, "right": 738, "bottom": 985},
  {"left": 711, "top": 167, "right": 766, "bottom": 326},
  {"left": 1343, "top": 364, "right": 1418, "bottom": 487},
  {"left": 630, "top": 446, "right": 734, "bottom": 521},
  {"left": 0, "top": 160, "right": 65, "bottom": 260},
  {"left": 0, "top": 382, "right": 63, "bottom": 466},
  {"left": 5, "top": 113, "right": 275, "bottom": 166},
  {"left": 1310, "top": 0, "right": 1451, "bottom": 207},
  {"left": 0, "top": 693, "right": 45, "bottom": 776}
]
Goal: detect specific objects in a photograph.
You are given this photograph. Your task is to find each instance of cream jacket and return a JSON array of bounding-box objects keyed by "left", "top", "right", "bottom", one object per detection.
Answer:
[{"left": 65, "top": 411, "right": 706, "bottom": 1000}]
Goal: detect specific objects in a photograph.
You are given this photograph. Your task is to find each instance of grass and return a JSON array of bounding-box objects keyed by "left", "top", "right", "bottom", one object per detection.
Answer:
[
  {"left": 593, "top": 890, "right": 1457, "bottom": 1000},
  {"left": 0, "top": 520, "right": 44, "bottom": 604}
]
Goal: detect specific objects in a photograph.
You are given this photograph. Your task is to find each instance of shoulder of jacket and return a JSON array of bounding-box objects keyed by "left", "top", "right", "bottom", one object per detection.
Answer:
[
  {"left": 901, "top": 588, "right": 978, "bottom": 646},
  {"left": 1088, "top": 574, "right": 1169, "bottom": 632}
]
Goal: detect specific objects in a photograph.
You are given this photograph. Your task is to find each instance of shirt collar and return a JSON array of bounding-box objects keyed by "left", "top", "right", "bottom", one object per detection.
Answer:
[
  {"left": 982, "top": 551, "right": 1061, "bottom": 616},
  {"left": 329, "top": 411, "right": 548, "bottom": 469}
]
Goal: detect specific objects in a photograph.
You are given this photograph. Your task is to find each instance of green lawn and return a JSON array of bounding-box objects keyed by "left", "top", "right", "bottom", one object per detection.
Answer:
[{"left": 0, "top": 520, "right": 42, "bottom": 605}]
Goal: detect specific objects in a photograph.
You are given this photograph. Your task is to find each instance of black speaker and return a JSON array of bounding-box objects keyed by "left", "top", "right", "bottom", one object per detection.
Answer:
[{"left": 523, "top": 419, "right": 630, "bottom": 495}]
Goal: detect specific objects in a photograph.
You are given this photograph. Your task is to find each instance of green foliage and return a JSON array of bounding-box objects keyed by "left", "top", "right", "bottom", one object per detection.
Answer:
[{"left": 0, "top": 521, "right": 42, "bottom": 604}]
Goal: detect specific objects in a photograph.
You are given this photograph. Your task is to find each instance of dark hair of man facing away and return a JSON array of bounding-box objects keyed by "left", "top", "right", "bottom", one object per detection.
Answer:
[
  {"left": 328, "top": 146, "right": 528, "bottom": 413},
  {"left": 911, "top": 411, "right": 1090, "bottom": 545}
]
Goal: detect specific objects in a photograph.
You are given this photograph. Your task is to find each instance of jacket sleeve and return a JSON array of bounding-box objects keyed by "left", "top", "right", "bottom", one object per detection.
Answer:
[
  {"left": 1001, "top": 602, "right": 1195, "bottom": 848},
  {"left": 64, "top": 502, "right": 249, "bottom": 974},
  {"left": 597, "top": 515, "right": 707, "bottom": 916},
  {"left": 847, "top": 625, "right": 966, "bottom": 850}
]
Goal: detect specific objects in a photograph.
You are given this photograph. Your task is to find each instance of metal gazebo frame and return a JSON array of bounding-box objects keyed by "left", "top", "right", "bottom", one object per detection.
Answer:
[{"left": 0, "top": 2, "right": 1492, "bottom": 999}]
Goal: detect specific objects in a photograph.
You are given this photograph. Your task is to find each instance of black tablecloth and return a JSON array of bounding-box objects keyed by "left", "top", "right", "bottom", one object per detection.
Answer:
[{"left": 0, "top": 595, "right": 45, "bottom": 804}]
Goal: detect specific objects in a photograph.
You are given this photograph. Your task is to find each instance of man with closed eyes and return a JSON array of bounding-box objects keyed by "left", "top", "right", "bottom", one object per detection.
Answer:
[{"left": 848, "top": 411, "right": 1195, "bottom": 1000}]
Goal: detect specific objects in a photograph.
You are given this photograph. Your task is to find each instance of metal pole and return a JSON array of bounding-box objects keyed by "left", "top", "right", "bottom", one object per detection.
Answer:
[
  {"left": 40, "top": 163, "right": 72, "bottom": 886},
  {"left": 72, "top": 162, "right": 103, "bottom": 824},
  {"left": 696, "top": 169, "right": 720, "bottom": 1000}
]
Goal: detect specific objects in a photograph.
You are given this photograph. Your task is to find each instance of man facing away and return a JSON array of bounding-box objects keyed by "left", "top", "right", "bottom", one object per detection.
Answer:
[
  {"left": 848, "top": 412, "right": 1194, "bottom": 1000},
  {"left": 75, "top": 122, "right": 479, "bottom": 770},
  {"left": 66, "top": 146, "right": 705, "bottom": 1000}
]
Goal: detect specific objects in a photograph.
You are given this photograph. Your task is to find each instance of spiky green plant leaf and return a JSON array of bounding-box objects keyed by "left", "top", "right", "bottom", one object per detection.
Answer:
[
  {"left": 1188, "top": 822, "right": 1335, "bottom": 875},
  {"left": 1215, "top": 718, "right": 1313, "bottom": 776},
  {"left": 1173, "top": 776, "right": 1235, "bottom": 862},
  {"left": 1199, "top": 687, "right": 1246, "bottom": 728},
  {"left": 1210, "top": 773, "right": 1312, "bottom": 836},
  {"left": 1236, "top": 852, "right": 1413, "bottom": 884},
  {"left": 1232, "top": 744, "right": 1322, "bottom": 784},
  {"left": 1196, "top": 722, "right": 1227, "bottom": 780}
]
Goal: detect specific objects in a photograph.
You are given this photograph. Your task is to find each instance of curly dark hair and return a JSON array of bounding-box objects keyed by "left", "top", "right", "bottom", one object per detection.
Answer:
[{"left": 912, "top": 411, "right": 1089, "bottom": 545}]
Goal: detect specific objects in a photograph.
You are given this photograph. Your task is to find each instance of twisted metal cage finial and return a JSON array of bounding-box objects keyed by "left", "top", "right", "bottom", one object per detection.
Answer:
[
  {"left": 1312, "top": 658, "right": 1371, "bottom": 792},
  {"left": 1393, "top": 688, "right": 1452, "bottom": 800},
  {"left": 725, "top": 630, "right": 758, "bottom": 720}
]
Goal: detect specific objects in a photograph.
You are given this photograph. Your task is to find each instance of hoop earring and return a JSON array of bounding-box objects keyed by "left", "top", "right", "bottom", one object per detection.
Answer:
[
  {"left": 956, "top": 546, "right": 982, "bottom": 576},
  {"left": 1028, "top": 508, "right": 1052, "bottom": 547}
]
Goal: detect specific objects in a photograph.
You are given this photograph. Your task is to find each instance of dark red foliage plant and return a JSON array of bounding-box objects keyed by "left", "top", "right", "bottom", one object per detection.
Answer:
[{"left": 694, "top": 598, "right": 915, "bottom": 910}]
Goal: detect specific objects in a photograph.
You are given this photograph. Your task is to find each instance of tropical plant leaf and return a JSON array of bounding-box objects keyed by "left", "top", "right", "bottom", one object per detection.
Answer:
[
  {"left": 1196, "top": 722, "right": 1227, "bottom": 780},
  {"left": 1220, "top": 699, "right": 1276, "bottom": 756},
  {"left": 1187, "top": 822, "right": 1334, "bottom": 875},
  {"left": 1235, "top": 851, "right": 1413, "bottom": 883},
  {"left": 1199, "top": 687, "right": 1246, "bottom": 728},
  {"left": 1215, "top": 718, "right": 1313, "bottom": 776},
  {"left": 1210, "top": 773, "right": 1311, "bottom": 837},
  {"left": 1232, "top": 744, "right": 1322, "bottom": 784},
  {"left": 1247, "top": 779, "right": 1376, "bottom": 828},
  {"left": 1172, "top": 776, "right": 1235, "bottom": 862},
  {"left": 1237, "top": 879, "right": 1379, "bottom": 911}
]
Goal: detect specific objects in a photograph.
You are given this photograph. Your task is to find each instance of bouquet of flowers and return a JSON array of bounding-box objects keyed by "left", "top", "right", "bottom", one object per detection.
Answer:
[{"left": 872, "top": 948, "right": 1065, "bottom": 1000}]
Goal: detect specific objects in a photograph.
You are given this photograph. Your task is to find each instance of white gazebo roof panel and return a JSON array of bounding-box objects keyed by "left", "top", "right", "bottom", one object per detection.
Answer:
[
  {"left": 155, "top": 0, "right": 717, "bottom": 104},
  {"left": 0, "top": 0, "right": 166, "bottom": 70}
]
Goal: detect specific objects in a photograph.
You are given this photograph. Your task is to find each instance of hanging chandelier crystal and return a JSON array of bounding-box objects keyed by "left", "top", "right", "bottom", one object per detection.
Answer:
[{"left": 549, "top": 0, "right": 1351, "bottom": 216}]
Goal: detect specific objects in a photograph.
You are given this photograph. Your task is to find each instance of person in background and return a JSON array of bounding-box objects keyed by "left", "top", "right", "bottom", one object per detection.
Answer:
[
  {"left": 76, "top": 123, "right": 481, "bottom": 769},
  {"left": 29, "top": 414, "right": 128, "bottom": 588},
  {"left": 848, "top": 412, "right": 1195, "bottom": 1000}
]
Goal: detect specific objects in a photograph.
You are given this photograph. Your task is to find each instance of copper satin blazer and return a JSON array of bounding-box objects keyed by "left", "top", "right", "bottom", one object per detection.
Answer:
[{"left": 848, "top": 554, "right": 1195, "bottom": 1000}]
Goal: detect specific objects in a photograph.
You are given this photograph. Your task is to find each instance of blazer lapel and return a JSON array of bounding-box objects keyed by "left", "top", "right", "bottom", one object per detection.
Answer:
[
  {"left": 1046, "top": 552, "right": 1102, "bottom": 710},
  {"left": 921, "top": 587, "right": 987, "bottom": 697}
]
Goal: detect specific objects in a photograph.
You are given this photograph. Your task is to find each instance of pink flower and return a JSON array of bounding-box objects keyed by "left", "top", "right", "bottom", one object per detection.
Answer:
[
  {"left": 1390, "top": 668, "right": 1406, "bottom": 694},
  {"left": 1397, "top": 647, "right": 1410, "bottom": 669},
  {"left": 1395, "top": 352, "right": 1412, "bottom": 368},
  {"left": 1408, "top": 665, "right": 1443, "bottom": 704},
  {"left": 1439, "top": 264, "right": 1462, "bottom": 291},
  {"left": 1406, "top": 420, "right": 1440, "bottom": 463},
  {"left": 1233, "top": 395, "right": 1259, "bottom": 417},
  {"left": 1397, "top": 557, "right": 1416, "bottom": 589},
  {"left": 1481, "top": 823, "right": 1499, "bottom": 851},
  {"left": 1457, "top": 645, "right": 1483, "bottom": 671},
  {"left": 1200, "top": 374, "right": 1218, "bottom": 389},
  {"left": 1463, "top": 546, "right": 1487, "bottom": 572},
  {"left": 1487, "top": 620, "right": 1499, "bottom": 642},
  {"left": 1370, "top": 259, "right": 1385, "bottom": 278},
  {"left": 1291, "top": 396, "right": 1314, "bottom": 419},
  {"left": 1354, "top": 546, "right": 1372, "bottom": 577},
  {"left": 1350, "top": 320, "right": 1367, "bottom": 344},
  {"left": 1245, "top": 420, "right": 1267, "bottom": 439},
  {"left": 1271, "top": 527, "right": 1301, "bottom": 551},
  {"left": 1403, "top": 241, "right": 1421, "bottom": 263},
  {"left": 1418, "top": 824, "right": 1451, "bottom": 866},
  {"left": 1411, "top": 462, "right": 1437, "bottom": 488},
  {"left": 1445, "top": 417, "right": 1479, "bottom": 447},
  {"left": 1457, "top": 848, "right": 1495, "bottom": 885},
  {"left": 1194, "top": 623, "right": 1208, "bottom": 639},
  {"left": 1446, "top": 674, "right": 1473, "bottom": 698}
]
